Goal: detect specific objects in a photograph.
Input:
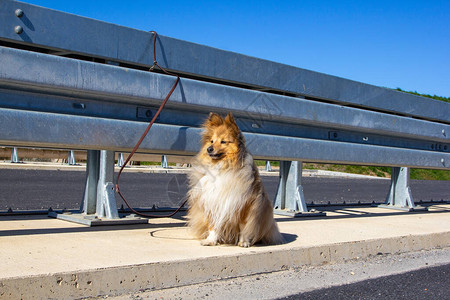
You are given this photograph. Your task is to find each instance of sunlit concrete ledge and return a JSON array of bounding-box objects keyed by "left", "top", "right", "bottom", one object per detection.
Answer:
[{"left": 0, "top": 205, "right": 449, "bottom": 299}]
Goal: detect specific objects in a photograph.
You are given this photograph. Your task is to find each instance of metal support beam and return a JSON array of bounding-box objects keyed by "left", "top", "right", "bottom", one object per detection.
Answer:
[
  {"left": 82, "top": 150, "right": 100, "bottom": 215},
  {"left": 10, "top": 147, "right": 19, "bottom": 163},
  {"left": 117, "top": 152, "right": 125, "bottom": 167},
  {"left": 265, "top": 161, "right": 272, "bottom": 172},
  {"left": 96, "top": 150, "right": 119, "bottom": 219},
  {"left": 274, "top": 161, "right": 325, "bottom": 217},
  {"left": 161, "top": 155, "right": 169, "bottom": 169},
  {"left": 379, "top": 167, "right": 427, "bottom": 212},
  {"left": 49, "top": 149, "right": 147, "bottom": 226},
  {"left": 68, "top": 150, "right": 76, "bottom": 165}
]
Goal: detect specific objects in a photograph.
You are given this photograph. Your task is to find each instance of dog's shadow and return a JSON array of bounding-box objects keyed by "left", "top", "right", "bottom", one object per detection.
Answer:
[
  {"left": 251, "top": 232, "right": 298, "bottom": 247},
  {"left": 280, "top": 232, "right": 298, "bottom": 244},
  {"left": 149, "top": 227, "right": 298, "bottom": 247}
]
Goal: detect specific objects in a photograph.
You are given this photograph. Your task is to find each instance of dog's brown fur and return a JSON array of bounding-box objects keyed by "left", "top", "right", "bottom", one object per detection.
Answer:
[{"left": 187, "top": 112, "right": 283, "bottom": 247}]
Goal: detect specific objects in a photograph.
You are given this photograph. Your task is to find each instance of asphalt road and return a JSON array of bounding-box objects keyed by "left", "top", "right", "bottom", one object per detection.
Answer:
[
  {"left": 111, "top": 248, "right": 450, "bottom": 300},
  {"left": 0, "top": 169, "right": 448, "bottom": 211},
  {"left": 280, "top": 263, "right": 450, "bottom": 300}
]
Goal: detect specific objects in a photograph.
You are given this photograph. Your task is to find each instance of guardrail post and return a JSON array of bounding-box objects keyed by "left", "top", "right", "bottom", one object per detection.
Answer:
[
  {"left": 265, "top": 161, "right": 272, "bottom": 172},
  {"left": 82, "top": 150, "right": 100, "bottom": 215},
  {"left": 10, "top": 147, "right": 19, "bottom": 163},
  {"left": 379, "top": 167, "right": 427, "bottom": 211},
  {"left": 96, "top": 150, "right": 119, "bottom": 219},
  {"left": 161, "top": 155, "right": 169, "bottom": 168},
  {"left": 117, "top": 152, "right": 125, "bottom": 167},
  {"left": 68, "top": 150, "right": 76, "bottom": 165},
  {"left": 49, "top": 149, "right": 147, "bottom": 226},
  {"left": 274, "top": 161, "right": 325, "bottom": 217}
]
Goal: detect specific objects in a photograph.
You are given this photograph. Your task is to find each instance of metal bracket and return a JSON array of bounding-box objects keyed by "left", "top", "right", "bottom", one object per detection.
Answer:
[
  {"left": 49, "top": 150, "right": 147, "bottom": 226},
  {"left": 274, "top": 161, "right": 325, "bottom": 217},
  {"left": 379, "top": 167, "right": 427, "bottom": 212}
]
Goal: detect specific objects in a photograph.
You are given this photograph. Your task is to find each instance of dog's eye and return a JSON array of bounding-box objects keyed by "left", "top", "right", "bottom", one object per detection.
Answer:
[
  {"left": 221, "top": 141, "right": 227, "bottom": 144},
  {"left": 210, "top": 140, "right": 213, "bottom": 143}
]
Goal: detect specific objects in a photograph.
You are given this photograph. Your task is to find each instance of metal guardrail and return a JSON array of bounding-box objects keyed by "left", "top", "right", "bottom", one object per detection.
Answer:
[
  {"left": 1, "top": 1, "right": 449, "bottom": 124},
  {"left": 0, "top": 1, "right": 449, "bottom": 223}
]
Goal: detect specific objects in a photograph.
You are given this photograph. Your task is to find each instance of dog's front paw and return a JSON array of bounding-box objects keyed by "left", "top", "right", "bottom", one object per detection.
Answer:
[
  {"left": 201, "top": 239, "right": 218, "bottom": 246},
  {"left": 201, "top": 230, "right": 218, "bottom": 246},
  {"left": 238, "top": 240, "right": 251, "bottom": 248}
]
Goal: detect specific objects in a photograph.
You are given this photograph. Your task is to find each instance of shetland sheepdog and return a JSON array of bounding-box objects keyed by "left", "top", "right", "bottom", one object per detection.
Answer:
[{"left": 187, "top": 112, "right": 283, "bottom": 247}]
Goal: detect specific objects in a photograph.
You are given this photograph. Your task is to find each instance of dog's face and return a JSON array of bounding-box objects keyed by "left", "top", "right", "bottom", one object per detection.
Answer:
[{"left": 201, "top": 112, "right": 245, "bottom": 165}]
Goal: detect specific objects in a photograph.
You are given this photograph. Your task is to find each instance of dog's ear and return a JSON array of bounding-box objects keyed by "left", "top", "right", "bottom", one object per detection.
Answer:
[
  {"left": 207, "top": 112, "right": 224, "bottom": 126},
  {"left": 224, "top": 112, "right": 236, "bottom": 125},
  {"left": 225, "top": 112, "right": 241, "bottom": 133}
]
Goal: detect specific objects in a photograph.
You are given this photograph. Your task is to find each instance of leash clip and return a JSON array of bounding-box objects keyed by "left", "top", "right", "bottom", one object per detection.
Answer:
[{"left": 150, "top": 60, "right": 158, "bottom": 71}]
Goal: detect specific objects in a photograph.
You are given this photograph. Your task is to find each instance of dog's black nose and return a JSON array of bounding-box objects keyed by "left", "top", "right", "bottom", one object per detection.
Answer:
[{"left": 207, "top": 146, "right": 214, "bottom": 153}]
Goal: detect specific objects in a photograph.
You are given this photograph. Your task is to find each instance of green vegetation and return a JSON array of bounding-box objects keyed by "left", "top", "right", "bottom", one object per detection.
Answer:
[
  {"left": 255, "top": 160, "right": 280, "bottom": 167},
  {"left": 303, "top": 164, "right": 391, "bottom": 178},
  {"left": 395, "top": 88, "right": 450, "bottom": 103},
  {"left": 136, "top": 161, "right": 177, "bottom": 167},
  {"left": 410, "top": 169, "right": 450, "bottom": 181}
]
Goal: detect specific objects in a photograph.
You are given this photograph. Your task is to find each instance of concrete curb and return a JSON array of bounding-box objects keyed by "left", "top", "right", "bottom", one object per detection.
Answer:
[{"left": 2, "top": 231, "right": 449, "bottom": 299}]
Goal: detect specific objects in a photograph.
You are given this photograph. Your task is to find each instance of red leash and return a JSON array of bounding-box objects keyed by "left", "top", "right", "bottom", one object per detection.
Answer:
[{"left": 115, "top": 31, "right": 187, "bottom": 218}]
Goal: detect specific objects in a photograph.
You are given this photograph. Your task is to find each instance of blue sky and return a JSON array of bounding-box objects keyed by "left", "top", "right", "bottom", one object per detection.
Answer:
[{"left": 25, "top": 0, "right": 449, "bottom": 97}]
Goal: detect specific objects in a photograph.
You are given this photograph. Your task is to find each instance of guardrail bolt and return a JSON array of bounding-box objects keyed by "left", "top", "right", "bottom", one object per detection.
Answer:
[
  {"left": 15, "top": 9, "right": 24, "bottom": 18},
  {"left": 14, "top": 25, "right": 23, "bottom": 34},
  {"left": 441, "top": 158, "right": 445, "bottom": 164},
  {"left": 442, "top": 129, "right": 446, "bottom": 136}
]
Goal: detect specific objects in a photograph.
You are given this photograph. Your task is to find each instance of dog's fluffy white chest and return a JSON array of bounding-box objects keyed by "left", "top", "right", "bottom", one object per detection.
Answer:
[{"left": 195, "top": 160, "right": 254, "bottom": 228}]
